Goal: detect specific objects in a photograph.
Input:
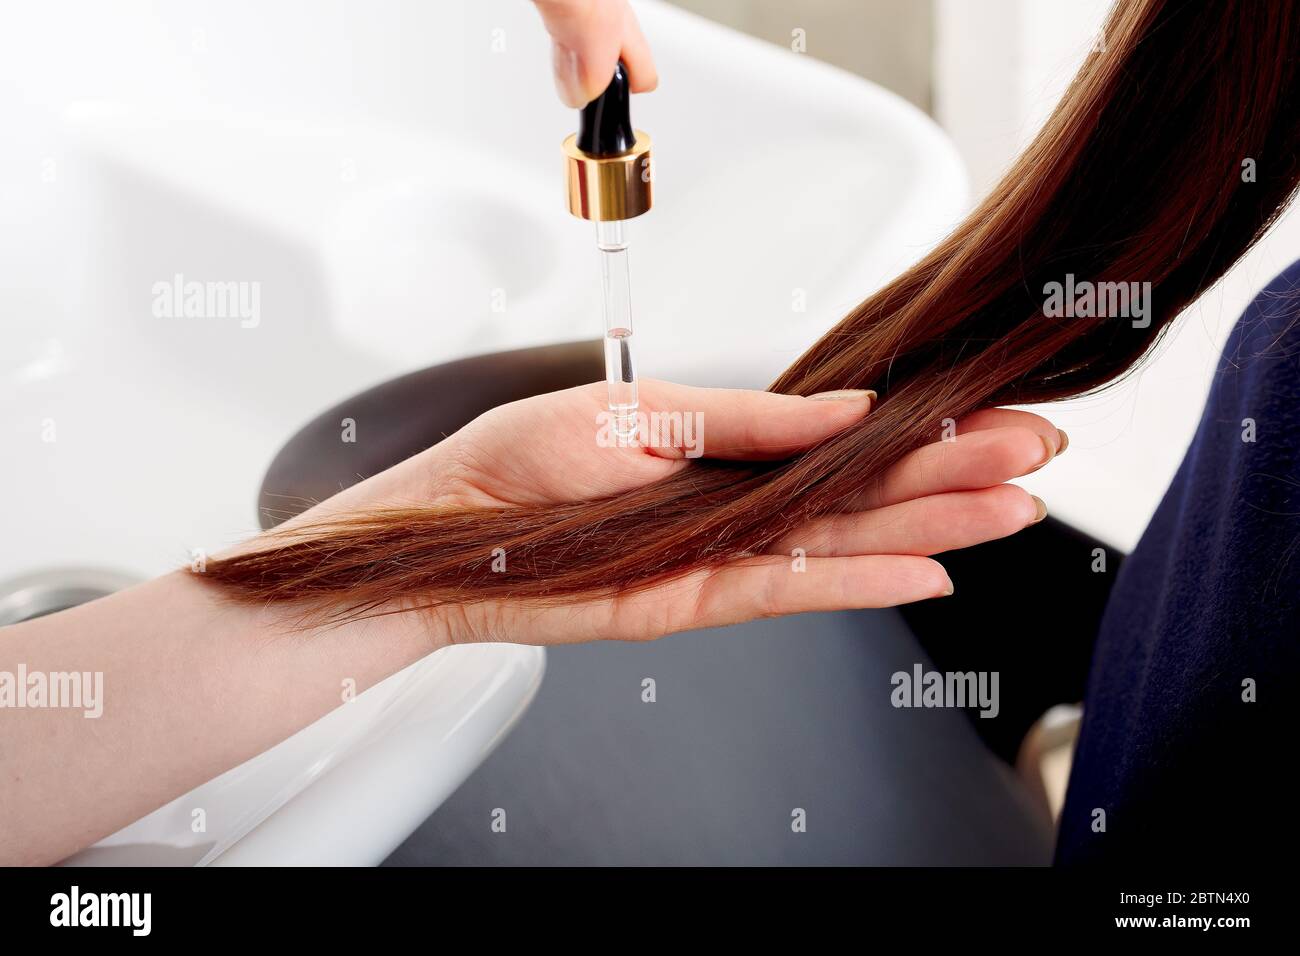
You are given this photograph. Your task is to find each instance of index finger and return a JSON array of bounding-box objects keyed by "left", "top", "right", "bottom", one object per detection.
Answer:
[{"left": 635, "top": 380, "right": 875, "bottom": 461}]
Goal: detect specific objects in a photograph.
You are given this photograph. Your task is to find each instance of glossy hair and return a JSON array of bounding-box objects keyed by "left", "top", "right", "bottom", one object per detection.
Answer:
[{"left": 202, "top": 0, "right": 1300, "bottom": 620}]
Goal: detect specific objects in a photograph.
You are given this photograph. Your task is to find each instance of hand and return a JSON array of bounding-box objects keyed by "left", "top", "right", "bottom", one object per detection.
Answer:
[
  {"left": 531, "top": 0, "right": 658, "bottom": 107},
  {"left": 347, "top": 380, "right": 1063, "bottom": 646}
]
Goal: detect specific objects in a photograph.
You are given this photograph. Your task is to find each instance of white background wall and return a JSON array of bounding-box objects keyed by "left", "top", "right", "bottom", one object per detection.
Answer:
[{"left": 670, "top": 0, "right": 934, "bottom": 110}]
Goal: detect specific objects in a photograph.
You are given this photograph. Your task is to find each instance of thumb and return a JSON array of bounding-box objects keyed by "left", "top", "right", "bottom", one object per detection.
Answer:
[{"left": 534, "top": 0, "right": 658, "bottom": 107}]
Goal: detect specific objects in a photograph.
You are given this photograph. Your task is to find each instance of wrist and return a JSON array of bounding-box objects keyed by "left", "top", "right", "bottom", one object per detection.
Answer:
[{"left": 196, "top": 440, "right": 468, "bottom": 653}]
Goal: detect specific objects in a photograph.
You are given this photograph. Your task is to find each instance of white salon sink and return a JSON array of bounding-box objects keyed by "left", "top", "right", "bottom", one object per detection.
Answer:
[{"left": 0, "top": 0, "right": 967, "bottom": 864}]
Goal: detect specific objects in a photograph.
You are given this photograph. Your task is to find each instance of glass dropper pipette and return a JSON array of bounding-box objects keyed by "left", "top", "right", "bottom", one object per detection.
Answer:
[
  {"left": 597, "top": 218, "right": 638, "bottom": 441},
  {"left": 561, "top": 59, "right": 653, "bottom": 445}
]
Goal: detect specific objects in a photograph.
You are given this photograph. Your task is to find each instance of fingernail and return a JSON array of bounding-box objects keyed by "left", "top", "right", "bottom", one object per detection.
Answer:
[
  {"left": 1030, "top": 495, "right": 1048, "bottom": 523},
  {"left": 940, "top": 573, "right": 955, "bottom": 597},
  {"left": 552, "top": 43, "right": 585, "bottom": 107},
  {"left": 1057, "top": 429, "right": 1070, "bottom": 454},
  {"left": 809, "top": 389, "right": 876, "bottom": 403}
]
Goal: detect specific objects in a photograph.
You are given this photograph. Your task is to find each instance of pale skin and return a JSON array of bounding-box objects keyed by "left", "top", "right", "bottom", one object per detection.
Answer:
[
  {"left": 532, "top": 0, "right": 659, "bottom": 108},
  {"left": 0, "top": 380, "right": 1063, "bottom": 865}
]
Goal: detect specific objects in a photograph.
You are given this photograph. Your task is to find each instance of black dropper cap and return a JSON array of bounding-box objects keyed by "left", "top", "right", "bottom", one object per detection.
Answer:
[{"left": 576, "top": 60, "right": 636, "bottom": 156}]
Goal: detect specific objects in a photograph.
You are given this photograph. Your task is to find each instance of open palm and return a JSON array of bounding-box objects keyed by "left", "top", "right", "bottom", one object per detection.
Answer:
[{"left": 385, "top": 380, "right": 1064, "bottom": 646}]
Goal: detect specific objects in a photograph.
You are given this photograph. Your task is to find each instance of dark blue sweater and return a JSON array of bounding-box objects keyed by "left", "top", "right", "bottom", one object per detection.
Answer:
[{"left": 1057, "top": 260, "right": 1300, "bottom": 865}]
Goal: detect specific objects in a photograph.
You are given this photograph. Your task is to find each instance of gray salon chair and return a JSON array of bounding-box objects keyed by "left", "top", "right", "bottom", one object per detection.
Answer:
[{"left": 260, "top": 342, "right": 1116, "bottom": 865}]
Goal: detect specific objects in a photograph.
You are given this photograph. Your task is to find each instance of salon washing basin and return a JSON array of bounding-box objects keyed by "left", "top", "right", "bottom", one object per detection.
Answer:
[{"left": 0, "top": 0, "right": 968, "bottom": 864}]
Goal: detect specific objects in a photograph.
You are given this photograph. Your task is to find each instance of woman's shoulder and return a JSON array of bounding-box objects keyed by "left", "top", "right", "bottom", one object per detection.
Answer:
[
  {"left": 1214, "top": 257, "right": 1300, "bottom": 412},
  {"left": 1228, "top": 257, "right": 1300, "bottom": 354}
]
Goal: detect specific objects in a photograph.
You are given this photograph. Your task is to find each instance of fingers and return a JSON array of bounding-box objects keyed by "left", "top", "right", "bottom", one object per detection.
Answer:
[
  {"left": 681, "top": 554, "right": 953, "bottom": 633},
  {"left": 951, "top": 406, "right": 1066, "bottom": 452},
  {"left": 772, "top": 485, "right": 1046, "bottom": 558},
  {"left": 536, "top": 0, "right": 623, "bottom": 107},
  {"left": 618, "top": 2, "right": 658, "bottom": 94},
  {"left": 855, "top": 425, "right": 1061, "bottom": 511},
  {"left": 628, "top": 384, "right": 1062, "bottom": 474},
  {"left": 535, "top": 0, "right": 657, "bottom": 108},
  {"left": 469, "top": 552, "right": 949, "bottom": 646},
  {"left": 635, "top": 379, "right": 875, "bottom": 460}
]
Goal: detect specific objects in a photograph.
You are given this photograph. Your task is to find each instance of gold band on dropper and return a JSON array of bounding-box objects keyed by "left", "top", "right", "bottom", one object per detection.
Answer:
[{"left": 563, "top": 131, "right": 653, "bottom": 222}]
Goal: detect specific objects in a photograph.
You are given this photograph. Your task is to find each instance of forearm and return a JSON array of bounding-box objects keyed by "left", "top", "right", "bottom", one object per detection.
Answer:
[{"left": 0, "top": 458, "right": 451, "bottom": 866}]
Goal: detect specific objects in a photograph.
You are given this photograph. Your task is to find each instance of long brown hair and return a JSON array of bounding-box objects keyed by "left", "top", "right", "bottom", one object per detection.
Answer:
[{"left": 201, "top": 0, "right": 1300, "bottom": 620}]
